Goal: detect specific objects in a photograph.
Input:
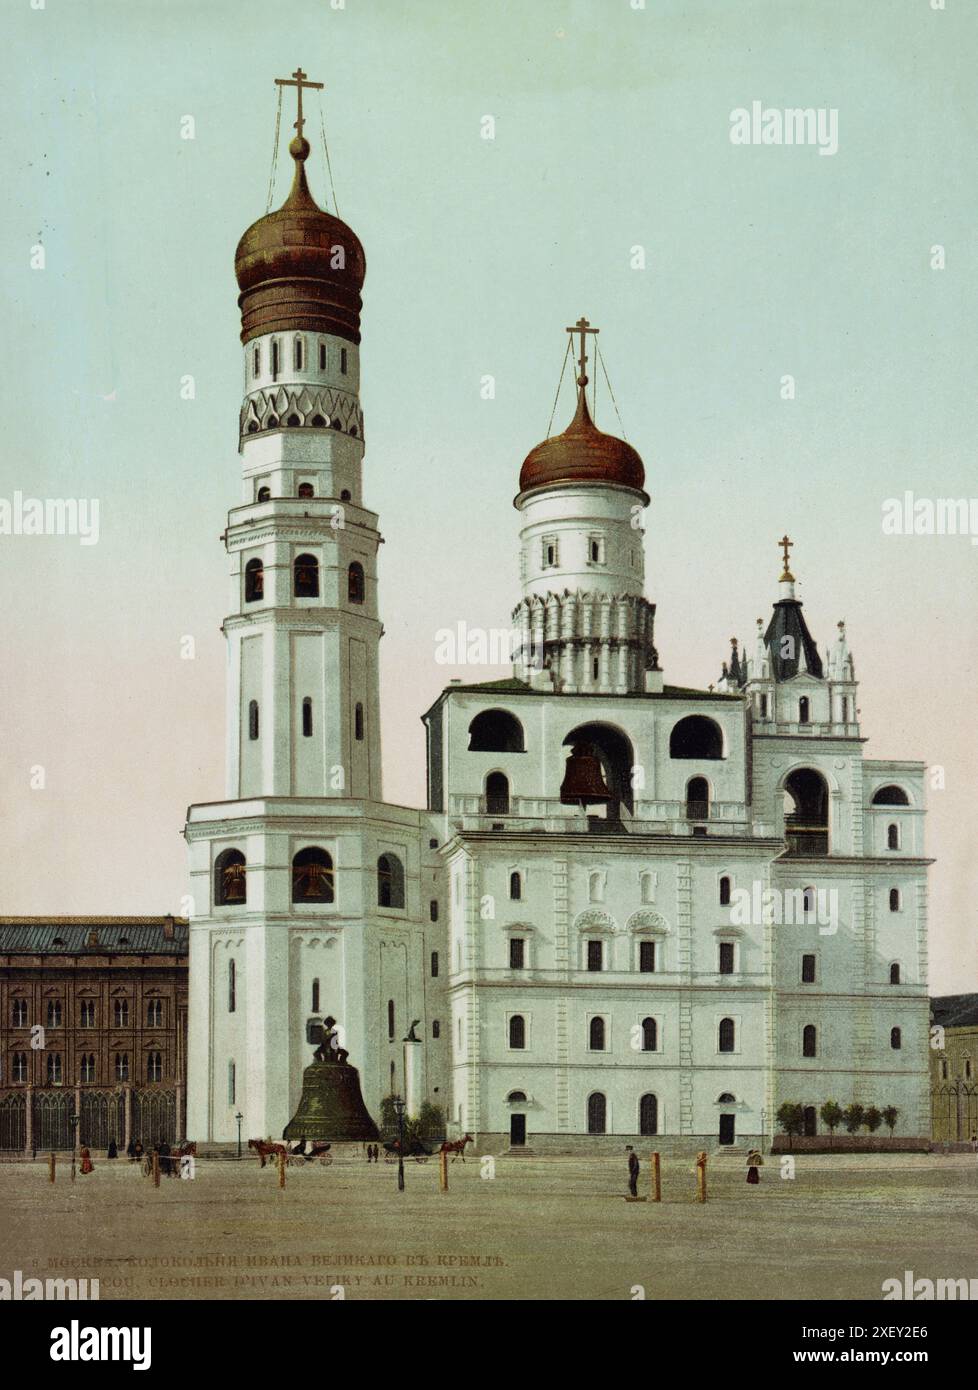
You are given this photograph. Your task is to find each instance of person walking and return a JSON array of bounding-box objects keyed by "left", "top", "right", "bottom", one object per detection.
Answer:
[
  {"left": 746, "top": 1148, "right": 763, "bottom": 1185},
  {"left": 107, "top": 1138, "right": 118, "bottom": 1160},
  {"left": 79, "top": 1147, "right": 94, "bottom": 1175},
  {"left": 626, "top": 1145, "right": 640, "bottom": 1197}
]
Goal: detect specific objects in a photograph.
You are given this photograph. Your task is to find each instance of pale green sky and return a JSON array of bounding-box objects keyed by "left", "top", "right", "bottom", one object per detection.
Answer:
[{"left": 1, "top": 0, "right": 976, "bottom": 992}]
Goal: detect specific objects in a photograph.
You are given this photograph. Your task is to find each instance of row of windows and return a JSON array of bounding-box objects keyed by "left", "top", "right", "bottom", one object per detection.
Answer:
[
  {"left": 7, "top": 1052, "right": 164, "bottom": 1084},
  {"left": 252, "top": 337, "right": 349, "bottom": 379},
  {"left": 9, "top": 1000, "right": 164, "bottom": 1028},
  {"left": 255, "top": 484, "right": 354, "bottom": 504},
  {"left": 245, "top": 557, "right": 365, "bottom": 604},
  {"left": 937, "top": 1057, "right": 974, "bottom": 1081},
  {"left": 468, "top": 710, "right": 727, "bottom": 761},
  {"left": 216, "top": 850, "right": 406, "bottom": 911},
  {"left": 503, "top": 1016, "right": 905, "bottom": 1055},
  {"left": 245, "top": 698, "right": 365, "bottom": 743}
]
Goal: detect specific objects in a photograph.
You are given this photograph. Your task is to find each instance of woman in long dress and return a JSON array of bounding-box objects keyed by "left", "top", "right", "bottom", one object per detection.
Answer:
[
  {"left": 746, "top": 1148, "right": 763, "bottom": 1184},
  {"left": 79, "top": 1147, "right": 94, "bottom": 1175}
]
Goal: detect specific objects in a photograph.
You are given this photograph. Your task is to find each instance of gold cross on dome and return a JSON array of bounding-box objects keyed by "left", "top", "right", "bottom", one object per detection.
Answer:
[
  {"left": 275, "top": 67, "right": 324, "bottom": 141},
  {"left": 565, "top": 316, "right": 600, "bottom": 387},
  {"left": 778, "top": 533, "right": 794, "bottom": 578}
]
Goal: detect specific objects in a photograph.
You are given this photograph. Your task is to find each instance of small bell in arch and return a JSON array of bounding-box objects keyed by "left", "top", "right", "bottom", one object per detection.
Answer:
[{"left": 560, "top": 743, "right": 612, "bottom": 808}]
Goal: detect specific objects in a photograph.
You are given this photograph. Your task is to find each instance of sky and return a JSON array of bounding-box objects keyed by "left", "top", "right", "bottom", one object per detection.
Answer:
[{"left": 1, "top": 0, "right": 976, "bottom": 993}]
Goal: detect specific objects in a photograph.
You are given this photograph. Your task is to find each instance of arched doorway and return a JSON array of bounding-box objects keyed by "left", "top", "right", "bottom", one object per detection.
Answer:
[
  {"left": 587, "top": 1092, "right": 607, "bottom": 1135},
  {"left": 639, "top": 1093, "right": 658, "bottom": 1136},
  {"left": 562, "top": 723, "right": 635, "bottom": 818},
  {"left": 784, "top": 768, "right": 830, "bottom": 856}
]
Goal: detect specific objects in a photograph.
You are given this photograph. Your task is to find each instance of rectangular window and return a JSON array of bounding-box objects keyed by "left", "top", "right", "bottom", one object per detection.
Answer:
[
  {"left": 430, "top": 951, "right": 439, "bottom": 978},
  {"left": 509, "top": 938, "right": 525, "bottom": 970},
  {"left": 319, "top": 342, "right": 327, "bottom": 371},
  {"left": 718, "top": 942, "right": 735, "bottom": 975},
  {"left": 340, "top": 348, "right": 348, "bottom": 374},
  {"left": 586, "top": 939, "right": 603, "bottom": 972},
  {"left": 639, "top": 940, "right": 656, "bottom": 973},
  {"left": 542, "top": 536, "right": 558, "bottom": 568},
  {"left": 429, "top": 900, "right": 439, "bottom": 922},
  {"left": 801, "top": 953, "right": 816, "bottom": 984},
  {"left": 228, "top": 1060, "right": 236, "bottom": 1106}
]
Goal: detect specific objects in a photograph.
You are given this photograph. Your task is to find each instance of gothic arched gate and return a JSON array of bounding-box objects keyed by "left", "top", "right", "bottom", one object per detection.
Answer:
[
  {"left": 131, "top": 1089, "right": 176, "bottom": 1146},
  {"left": 32, "top": 1091, "right": 72, "bottom": 1150},
  {"left": 931, "top": 1082, "right": 978, "bottom": 1144},
  {"left": 0, "top": 1094, "right": 26, "bottom": 1150},
  {"left": 80, "top": 1090, "right": 125, "bottom": 1150}
]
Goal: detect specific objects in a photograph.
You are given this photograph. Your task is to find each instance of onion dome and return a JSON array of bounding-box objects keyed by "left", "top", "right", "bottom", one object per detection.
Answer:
[
  {"left": 519, "top": 381, "right": 646, "bottom": 496},
  {"left": 234, "top": 135, "right": 366, "bottom": 345}
]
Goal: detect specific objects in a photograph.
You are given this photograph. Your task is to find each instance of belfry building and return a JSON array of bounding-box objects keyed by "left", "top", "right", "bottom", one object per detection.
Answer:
[{"left": 186, "top": 81, "right": 931, "bottom": 1151}]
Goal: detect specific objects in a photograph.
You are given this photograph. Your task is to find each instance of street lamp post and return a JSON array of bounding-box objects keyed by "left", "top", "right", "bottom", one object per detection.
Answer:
[
  {"left": 235, "top": 1111, "right": 243, "bottom": 1159},
  {"left": 69, "top": 1111, "right": 79, "bottom": 1182},
  {"left": 393, "top": 1095, "right": 406, "bottom": 1192}
]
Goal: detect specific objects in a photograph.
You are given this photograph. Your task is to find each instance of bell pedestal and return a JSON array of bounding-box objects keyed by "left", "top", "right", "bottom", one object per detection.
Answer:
[{"left": 283, "top": 1061, "right": 379, "bottom": 1142}]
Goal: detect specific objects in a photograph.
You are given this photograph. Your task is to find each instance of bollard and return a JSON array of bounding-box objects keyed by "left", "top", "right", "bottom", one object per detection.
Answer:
[
  {"left": 651, "top": 1152, "right": 661, "bottom": 1202},
  {"left": 152, "top": 1153, "right": 160, "bottom": 1189},
  {"left": 696, "top": 1151, "right": 707, "bottom": 1203},
  {"left": 278, "top": 1148, "right": 286, "bottom": 1189},
  {"left": 48, "top": 1152, "right": 56, "bottom": 1184},
  {"left": 439, "top": 1147, "right": 449, "bottom": 1193}
]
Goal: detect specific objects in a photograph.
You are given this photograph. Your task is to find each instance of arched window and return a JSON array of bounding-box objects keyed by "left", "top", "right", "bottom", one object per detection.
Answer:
[
  {"left": 293, "top": 336, "right": 303, "bottom": 371},
  {"left": 589, "top": 1017, "right": 606, "bottom": 1051},
  {"left": 47, "top": 1053, "right": 63, "bottom": 1084},
  {"left": 509, "top": 1014, "right": 525, "bottom": 1050},
  {"left": 215, "top": 849, "right": 246, "bottom": 906},
  {"left": 718, "top": 1017, "right": 735, "bottom": 1053},
  {"left": 432, "top": 1020, "right": 440, "bottom": 1039},
  {"left": 147, "top": 999, "right": 162, "bottom": 1026},
  {"left": 311, "top": 415, "right": 326, "bottom": 427},
  {"left": 719, "top": 875, "right": 731, "bottom": 906},
  {"left": 802, "top": 1024, "right": 817, "bottom": 1057},
  {"left": 12, "top": 1053, "right": 27, "bottom": 1083},
  {"left": 348, "top": 562, "right": 365, "bottom": 604},
  {"left": 642, "top": 1017, "right": 657, "bottom": 1052},
  {"left": 686, "top": 777, "right": 709, "bottom": 820},
  {"left": 640, "top": 871, "right": 655, "bottom": 904},
  {"left": 485, "top": 771, "right": 509, "bottom": 815},
  {"left": 47, "top": 1001, "right": 63, "bottom": 1028},
  {"left": 587, "top": 1092, "right": 607, "bottom": 1135},
  {"left": 147, "top": 1051, "right": 162, "bottom": 1083},
  {"left": 669, "top": 715, "right": 723, "bottom": 759},
  {"left": 12, "top": 999, "right": 27, "bottom": 1027},
  {"left": 386, "top": 1000, "right": 395, "bottom": 1041},
  {"left": 430, "top": 951, "right": 439, "bottom": 978},
  {"left": 319, "top": 342, "right": 327, "bottom": 370},
  {"left": 430, "top": 899, "right": 438, "bottom": 922},
  {"left": 287, "top": 414, "right": 301, "bottom": 427},
  {"left": 292, "top": 848, "right": 335, "bottom": 904},
  {"left": 799, "top": 696, "right": 811, "bottom": 724},
  {"left": 889, "top": 962, "right": 901, "bottom": 985},
  {"left": 889, "top": 888, "right": 901, "bottom": 912},
  {"left": 378, "top": 854, "right": 405, "bottom": 909},
  {"left": 302, "top": 697, "right": 313, "bottom": 738},
  {"left": 80, "top": 1054, "right": 96, "bottom": 1083},
  {"left": 639, "top": 1093, "right": 658, "bottom": 1136},
  {"left": 248, "top": 700, "right": 259, "bottom": 740},
  {"left": 297, "top": 482, "right": 314, "bottom": 498},
  {"left": 227, "top": 959, "right": 236, "bottom": 1013},
  {"left": 114, "top": 1053, "right": 128, "bottom": 1082},
  {"left": 112, "top": 1000, "right": 128, "bottom": 1027},
  {"left": 245, "top": 558, "right": 263, "bottom": 603},
  {"left": 294, "top": 553, "right": 319, "bottom": 598},
  {"left": 873, "top": 785, "right": 909, "bottom": 805},
  {"left": 311, "top": 979, "right": 320, "bottom": 1013},
  {"left": 253, "top": 344, "right": 261, "bottom": 377},
  {"left": 467, "top": 709, "right": 525, "bottom": 753},
  {"left": 271, "top": 340, "right": 280, "bottom": 376},
  {"left": 802, "top": 886, "right": 817, "bottom": 915},
  {"left": 509, "top": 871, "right": 522, "bottom": 901},
  {"left": 784, "top": 768, "right": 830, "bottom": 856},
  {"left": 890, "top": 1027, "right": 902, "bottom": 1051},
  {"left": 257, "top": 485, "right": 271, "bottom": 502},
  {"left": 354, "top": 702, "right": 364, "bottom": 740},
  {"left": 887, "top": 823, "right": 900, "bottom": 850}
]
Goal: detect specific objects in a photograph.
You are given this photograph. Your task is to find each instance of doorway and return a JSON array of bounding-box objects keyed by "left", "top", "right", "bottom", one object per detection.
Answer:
[
  {"left": 510, "top": 1114, "right": 526, "bottom": 1147},
  {"left": 803, "top": 1106, "right": 816, "bottom": 1137},
  {"left": 719, "top": 1113, "right": 735, "bottom": 1145}
]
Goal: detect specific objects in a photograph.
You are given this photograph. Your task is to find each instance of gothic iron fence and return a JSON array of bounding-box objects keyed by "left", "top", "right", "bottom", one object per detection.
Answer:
[{"left": 931, "top": 1082, "right": 978, "bottom": 1144}]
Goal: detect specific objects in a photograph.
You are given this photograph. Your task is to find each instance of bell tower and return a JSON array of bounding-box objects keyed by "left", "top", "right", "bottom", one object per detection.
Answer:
[{"left": 227, "top": 70, "right": 381, "bottom": 802}]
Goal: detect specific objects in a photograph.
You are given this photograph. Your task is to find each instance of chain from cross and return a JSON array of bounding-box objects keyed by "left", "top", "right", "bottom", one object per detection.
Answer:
[
  {"left": 565, "top": 316, "right": 600, "bottom": 387},
  {"left": 778, "top": 533, "right": 794, "bottom": 575},
  {"left": 275, "top": 67, "right": 324, "bottom": 142}
]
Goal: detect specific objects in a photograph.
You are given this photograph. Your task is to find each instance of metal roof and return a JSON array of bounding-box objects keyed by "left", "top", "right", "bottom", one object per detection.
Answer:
[
  {"left": 931, "top": 994, "right": 978, "bottom": 1029},
  {"left": 0, "top": 918, "right": 189, "bottom": 956}
]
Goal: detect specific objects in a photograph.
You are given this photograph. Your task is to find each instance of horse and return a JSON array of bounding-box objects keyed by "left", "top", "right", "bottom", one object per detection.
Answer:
[
  {"left": 248, "top": 1138, "right": 287, "bottom": 1168},
  {"left": 439, "top": 1133, "right": 474, "bottom": 1163}
]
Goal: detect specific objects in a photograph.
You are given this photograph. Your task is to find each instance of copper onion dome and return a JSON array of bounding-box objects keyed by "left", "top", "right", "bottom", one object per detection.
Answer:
[
  {"left": 519, "top": 378, "right": 646, "bottom": 495},
  {"left": 234, "top": 135, "right": 366, "bottom": 346}
]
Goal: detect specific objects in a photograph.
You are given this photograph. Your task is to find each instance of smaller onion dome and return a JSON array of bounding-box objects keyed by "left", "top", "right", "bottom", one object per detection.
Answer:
[
  {"left": 519, "top": 381, "right": 645, "bottom": 496},
  {"left": 234, "top": 135, "right": 366, "bottom": 346}
]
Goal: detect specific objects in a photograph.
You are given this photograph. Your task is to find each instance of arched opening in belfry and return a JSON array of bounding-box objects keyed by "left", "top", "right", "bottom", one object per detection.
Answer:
[
  {"left": 783, "top": 768, "right": 829, "bottom": 856},
  {"left": 561, "top": 722, "right": 635, "bottom": 818},
  {"left": 468, "top": 709, "right": 525, "bottom": 753},
  {"left": 669, "top": 715, "right": 724, "bottom": 759}
]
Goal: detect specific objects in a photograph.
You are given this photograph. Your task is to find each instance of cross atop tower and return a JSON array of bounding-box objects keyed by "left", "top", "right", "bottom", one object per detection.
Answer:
[
  {"left": 275, "top": 67, "right": 324, "bottom": 142},
  {"left": 565, "top": 316, "right": 600, "bottom": 388},
  {"left": 778, "top": 533, "right": 794, "bottom": 580}
]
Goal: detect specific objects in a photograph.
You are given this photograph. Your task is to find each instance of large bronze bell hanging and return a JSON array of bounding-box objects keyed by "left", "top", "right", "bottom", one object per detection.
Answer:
[
  {"left": 559, "top": 743, "right": 613, "bottom": 808},
  {"left": 283, "top": 1016, "right": 379, "bottom": 1142}
]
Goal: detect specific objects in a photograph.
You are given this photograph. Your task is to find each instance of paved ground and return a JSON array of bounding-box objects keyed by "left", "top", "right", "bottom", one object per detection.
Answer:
[{"left": 1, "top": 1151, "right": 976, "bottom": 1301}]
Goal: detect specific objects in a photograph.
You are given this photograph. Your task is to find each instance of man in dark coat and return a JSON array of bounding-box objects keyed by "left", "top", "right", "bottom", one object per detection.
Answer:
[{"left": 627, "top": 1145, "right": 640, "bottom": 1197}]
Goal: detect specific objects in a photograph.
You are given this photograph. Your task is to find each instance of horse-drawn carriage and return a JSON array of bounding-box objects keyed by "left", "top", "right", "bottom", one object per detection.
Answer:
[
  {"left": 382, "top": 1138, "right": 432, "bottom": 1164},
  {"left": 248, "top": 1138, "right": 332, "bottom": 1168}
]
